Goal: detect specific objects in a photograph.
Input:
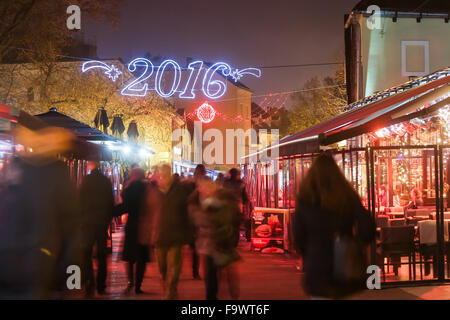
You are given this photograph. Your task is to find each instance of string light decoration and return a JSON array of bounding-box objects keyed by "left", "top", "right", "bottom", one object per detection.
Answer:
[
  {"left": 438, "top": 106, "right": 450, "bottom": 141},
  {"left": 196, "top": 102, "right": 216, "bottom": 123},
  {"left": 397, "top": 152, "right": 409, "bottom": 186}
]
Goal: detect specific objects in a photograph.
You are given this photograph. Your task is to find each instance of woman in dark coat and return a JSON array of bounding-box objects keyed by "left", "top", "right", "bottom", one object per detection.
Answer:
[
  {"left": 294, "top": 154, "right": 375, "bottom": 299},
  {"left": 121, "top": 167, "right": 153, "bottom": 294}
]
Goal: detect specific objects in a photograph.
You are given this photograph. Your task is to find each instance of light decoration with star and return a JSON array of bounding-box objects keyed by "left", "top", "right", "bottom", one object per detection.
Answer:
[
  {"left": 82, "top": 60, "right": 122, "bottom": 82},
  {"left": 81, "top": 58, "right": 261, "bottom": 99}
]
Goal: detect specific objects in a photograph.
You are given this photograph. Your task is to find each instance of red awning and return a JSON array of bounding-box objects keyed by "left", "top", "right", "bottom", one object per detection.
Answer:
[
  {"left": 282, "top": 72, "right": 450, "bottom": 145},
  {"left": 244, "top": 67, "right": 450, "bottom": 160},
  {"left": 0, "top": 104, "right": 18, "bottom": 123}
]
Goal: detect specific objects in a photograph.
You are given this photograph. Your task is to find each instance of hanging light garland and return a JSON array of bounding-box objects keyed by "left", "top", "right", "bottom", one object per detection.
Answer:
[
  {"left": 438, "top": 106, "right": 450, "bottom": 141},
  {"left": 397, "top": 152, "right": 409, "bottom": 186}
]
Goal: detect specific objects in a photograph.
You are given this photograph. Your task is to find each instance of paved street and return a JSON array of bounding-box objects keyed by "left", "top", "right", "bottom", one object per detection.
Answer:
[
  {"left": 84, "top": 227, "right": 307, "bottom": 300},
  {"left": 76, "top": 227, "right": 450, "bottom": 300}
]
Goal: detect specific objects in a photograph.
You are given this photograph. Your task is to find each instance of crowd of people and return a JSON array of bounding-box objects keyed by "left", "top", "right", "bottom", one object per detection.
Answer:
[
  {"left": 115, "top": 163, "right": 249, "bottom": 299},
  {"left": 0, "top": 133, "right": 376, "bottom": 300},
  {"left": 0, "top": 147, "right": 250, "bottom": 299}
]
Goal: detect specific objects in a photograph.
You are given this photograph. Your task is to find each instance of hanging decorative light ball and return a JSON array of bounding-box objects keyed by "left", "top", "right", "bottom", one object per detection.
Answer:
[{"left": 196, "top": 102, "right": 216, "bottom": 123}]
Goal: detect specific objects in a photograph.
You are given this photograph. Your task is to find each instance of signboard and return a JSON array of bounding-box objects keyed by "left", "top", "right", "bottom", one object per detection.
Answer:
[{"left": 251, "top": 207, "right": 286, "bottom": 253}]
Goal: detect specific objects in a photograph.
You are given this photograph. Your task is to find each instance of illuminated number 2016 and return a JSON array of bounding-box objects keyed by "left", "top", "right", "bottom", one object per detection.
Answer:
[
  {"left": 202, "top": 62, "right": 231, "bottom": 99},
  {"left": 179, "top": 60, "right": 203, "bottom": 99},
  {"left": 121, "top": 58, "right": 153, "bottom": 97},
  {"left": 155, "top": 59, "right": 182, "bottom": 98},
  {"left": 119, "top": 58, "right": 253, "bottom": 99}
]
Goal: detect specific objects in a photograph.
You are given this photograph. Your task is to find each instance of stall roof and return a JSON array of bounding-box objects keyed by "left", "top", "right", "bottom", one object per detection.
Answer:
[
  {"left": 15, "top": 109, "right": 111, "bottom": 161},
  {"left": 244, "top": 67, "right": 450, "bottom": 160},
  {"left": 35, "top": 109, "right": 119, "bottom": 142},
  {"left": 34, "top": 108, "right": 154, "bottom": 156}
]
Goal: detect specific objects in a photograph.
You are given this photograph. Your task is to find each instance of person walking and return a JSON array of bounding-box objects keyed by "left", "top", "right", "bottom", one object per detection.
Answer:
[
  {"left": 187, "top": 164, "right": 207, "bottom": 280},
  {"left": 223, "top": 168, "right": 251, "bottom": 241},
  {"left": 294, "top": 153, "right": 375, "bottom": 299},
  {"left": 79, "top": 161, "right": 115, "bottom": 296},
  {"left": 153, "top": 164, "right": 192, "bottom": 300},
  {"left": 0, "top": 126, "right": 81, "bottom": 299},
  {"left": 121, "top": 167, "right": 154, "bottom": 294},
  {"left": 189, "top": 176, "right": 242, "bottom": 300}
]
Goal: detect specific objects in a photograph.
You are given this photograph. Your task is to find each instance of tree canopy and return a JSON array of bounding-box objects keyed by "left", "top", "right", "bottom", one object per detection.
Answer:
[{"left": 283, "top": 67, "right": 347, "bottom": 137}]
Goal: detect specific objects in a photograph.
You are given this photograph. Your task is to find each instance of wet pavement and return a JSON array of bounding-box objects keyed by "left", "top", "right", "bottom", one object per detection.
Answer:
[
  {"left": 73, "top": 226, "right": 450, "bottom": 300},
  {"left": 80, "top": 226, "right": 307, "bottom": 300}
]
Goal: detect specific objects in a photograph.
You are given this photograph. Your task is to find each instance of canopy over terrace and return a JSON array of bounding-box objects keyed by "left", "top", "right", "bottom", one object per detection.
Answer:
[
  {"left": 243, "top": 67, "right": 450, "bottom": 212},
  {"left": 242, "top": 67, "right": 450, "bottom": 285},
  {"left": 33, "top": 108, "right": 154, "bottom": 161},
  {"left": 246, "top": 67, "right": 450, "bottom": 159}
]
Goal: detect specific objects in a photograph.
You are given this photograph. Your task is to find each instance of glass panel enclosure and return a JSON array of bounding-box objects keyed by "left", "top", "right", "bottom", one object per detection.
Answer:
[{"left": 371, "top": 146, "right": 440, "bottom": 283}]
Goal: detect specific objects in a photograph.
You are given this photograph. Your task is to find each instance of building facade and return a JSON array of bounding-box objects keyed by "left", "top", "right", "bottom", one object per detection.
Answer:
[
  {"left": 171, "top": 64, "right": 253, "bottom": 173},
  {"left": 345, "top": 0, "right": 450, "bottom": 103}
]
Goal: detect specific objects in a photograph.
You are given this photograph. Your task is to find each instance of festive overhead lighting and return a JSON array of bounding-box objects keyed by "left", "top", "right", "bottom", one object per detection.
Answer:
[
  {"left": 375, "top": 128, "right": 390, "bottom": 138},
  {"left": 179, "top": 60, "right": 204, "bottom": 99},
  {"left": 82, "top": 60, "right": 122, "bottom": 82},
  {"left": 82, "top": 58, "right": 261, "bottom": 99},
  {"left": 196, "top": 102, "right": 216, "bottom": 123},
  {"left": 202, "top": 62, "right": 232, "bottom": 99},
  {"left": 438, "top": 106, "right": 450, "bottom": 140},
  {"left": 155, "top": 59, "right": 182, "bottom": 98}
]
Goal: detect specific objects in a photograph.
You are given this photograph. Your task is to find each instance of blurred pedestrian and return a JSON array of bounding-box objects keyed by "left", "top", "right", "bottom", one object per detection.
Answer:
[
  {"left": 189, "top": 176, "right": 242, "bottom": 300},
  {"left": 223, "top": 168, "right": 251, "bottom": 241},
  {"left": 186, "top": 164, "right": 207, "bottom": 280},
  {"left": 121, "top": 166, "right": 154, "bottom": 294},
  {"left": 79, "top": 161, "right": 115, "bottom": 296},
  {"left": 215, "top": 173, "right": 225, "bottom": 186},
  {"left": 154, "top": 164, "right": 192, "bottom": 299},
  {"left": 294, "top": 153, "right": 375, "bottom": 299},
  {"left": 0, "top": 126, "right": 81, "bottom": 299}
]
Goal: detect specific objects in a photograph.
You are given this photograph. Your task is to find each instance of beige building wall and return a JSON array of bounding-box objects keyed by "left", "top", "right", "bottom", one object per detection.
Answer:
[
  {"left": 358, "top": 15, "right": 450, "bottom": 97},
  {"left": 172, "top": 71, "right": 253, "bottom": 172}
]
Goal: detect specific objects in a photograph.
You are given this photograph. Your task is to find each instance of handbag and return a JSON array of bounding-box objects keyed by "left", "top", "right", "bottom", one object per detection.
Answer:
[
  {"left": 332, "top": 234, "right": 365, "bottom": 284},
  {"left": 332, "top": 209, "right": 368, "bottom": 293}
]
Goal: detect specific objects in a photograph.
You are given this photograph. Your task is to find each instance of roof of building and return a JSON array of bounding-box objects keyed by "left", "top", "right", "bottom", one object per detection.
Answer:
[
  {"left": 251, "top": 102, "right": 265, "bottom": 118},
  {"left": 353, "top": 0, "right": 450, "bottom": 14}
]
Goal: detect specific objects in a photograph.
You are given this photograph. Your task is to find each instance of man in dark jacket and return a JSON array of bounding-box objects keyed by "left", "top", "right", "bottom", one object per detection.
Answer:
[
  {"left": 186, "top": 164, "right": 207, "bottom": 280},
  {"left": 121, "top": 167, "right": 155, "bottom": 294},
  {"left": 80, "top": 161, "right": 115, "bottom": 296},
  {"left": 154, "top": 164, "right": 192, "bottom": 299},
  {"left": 0, "top": 126, "right": 81, "bottom": 299}
]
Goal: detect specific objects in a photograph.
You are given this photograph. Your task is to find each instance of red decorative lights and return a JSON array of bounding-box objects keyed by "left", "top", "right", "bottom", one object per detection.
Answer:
[{"left": 196, "top": 102, "right": 216, "bottom": 123}]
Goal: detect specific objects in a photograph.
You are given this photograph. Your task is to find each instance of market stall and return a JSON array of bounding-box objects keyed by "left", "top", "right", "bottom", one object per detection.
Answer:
[{"left": 243, "top": 67, "right": 450, "bottom": 284}]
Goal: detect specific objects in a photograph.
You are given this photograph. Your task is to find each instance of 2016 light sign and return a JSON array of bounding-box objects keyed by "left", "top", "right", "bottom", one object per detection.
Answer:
[{"left": 81, "top": 58, "right": 261, "bottom": 100}]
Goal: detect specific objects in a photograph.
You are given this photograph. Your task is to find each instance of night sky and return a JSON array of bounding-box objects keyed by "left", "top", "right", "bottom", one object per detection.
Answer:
[{"left": 84, "top": 0, "right": 359, "bottom": 107}]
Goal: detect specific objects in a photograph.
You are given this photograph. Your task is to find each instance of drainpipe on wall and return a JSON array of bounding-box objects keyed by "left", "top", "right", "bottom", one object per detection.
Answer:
[{"left": 345, "top": 12, "right": 363, "bottom": 104}]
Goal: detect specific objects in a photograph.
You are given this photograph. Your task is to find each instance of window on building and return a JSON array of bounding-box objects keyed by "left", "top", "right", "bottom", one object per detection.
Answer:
[{"left": 401, "top": 41, "right": 429, "bottom": 77}]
